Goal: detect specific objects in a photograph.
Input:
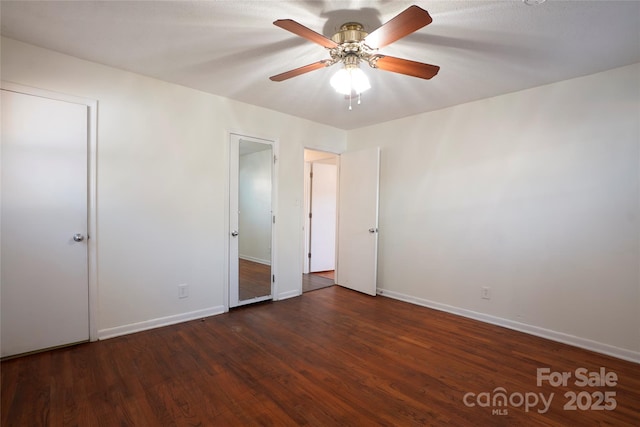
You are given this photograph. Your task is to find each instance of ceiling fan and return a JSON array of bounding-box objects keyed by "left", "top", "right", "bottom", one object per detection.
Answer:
[{"left": 269, "top": 5, "right": 440, "bottom": 94}]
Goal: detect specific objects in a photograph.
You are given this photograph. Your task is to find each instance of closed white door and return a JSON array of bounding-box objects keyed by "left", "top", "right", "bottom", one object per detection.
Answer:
[
  {"left": 336, "top": 147, "right": 380, "bottom": 296},
  {"left": 309, "top": 162, "right": 337, "bottom": 272},
  {"left": 1, "top": 89, "right": 89, "bottom": 357},
  {"left": 229, "top": 134, "right": 275, "bottom": 308},
  {"left": 229, "top": 134, "right": 241, "bottom": 306}
]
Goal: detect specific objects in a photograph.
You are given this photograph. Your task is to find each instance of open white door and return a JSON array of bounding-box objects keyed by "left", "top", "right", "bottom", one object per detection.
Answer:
[{"left": 336, "top": 147, "right": 380, "bottom": 296}]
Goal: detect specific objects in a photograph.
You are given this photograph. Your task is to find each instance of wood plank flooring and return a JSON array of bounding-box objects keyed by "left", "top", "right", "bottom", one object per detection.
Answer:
[
  {"left": 302, "top": 273, "right": 334, "bottom": 293},
  {"left": 239, "top": 259, "right": 271, "bottom": 301},
  {"left": 312, "top": 270, "right": 335, "bottom": 280},
  {"left": 2, "top": 286, "right": 639, "bottom": 426}
]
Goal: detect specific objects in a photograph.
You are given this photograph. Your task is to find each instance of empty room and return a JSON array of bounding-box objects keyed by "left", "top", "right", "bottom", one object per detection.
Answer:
[{"left": 1, "top": 1, "right": 639, "bottom": 425}]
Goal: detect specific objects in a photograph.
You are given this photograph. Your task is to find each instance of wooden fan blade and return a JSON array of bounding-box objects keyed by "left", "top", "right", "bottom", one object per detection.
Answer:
[
  {"left": 270, "top": 60, "right": 331, "bottom": 82},
  {"left": 374, "top": 56, "right": 440, "bottom": 80},
  {"left": 274, "top": 19, "right": 338, "bottom": 48},
  {"left": 364, "top": 5, "right": 433, "bottom": 49}
]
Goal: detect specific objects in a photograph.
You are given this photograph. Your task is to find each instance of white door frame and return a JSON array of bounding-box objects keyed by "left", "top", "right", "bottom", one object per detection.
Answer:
[
  {"left": 1, "top": 81, "right": 99, "bottom": 342},
  {"left": 225, "top": 131, "right": 278, "bottom": 310}
]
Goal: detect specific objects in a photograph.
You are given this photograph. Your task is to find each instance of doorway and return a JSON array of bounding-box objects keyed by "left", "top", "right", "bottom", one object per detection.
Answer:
[
  {"left": 303, "top": 149, "right": 338, "bottom": 293},
  {"left": 302, "top": 146, "right": 381, "bottom": 296},
  {"left": 229, "top": 133, "right": 276, "bottom": 308}
]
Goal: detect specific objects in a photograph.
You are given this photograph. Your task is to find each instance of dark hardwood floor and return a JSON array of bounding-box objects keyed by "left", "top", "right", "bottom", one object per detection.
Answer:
[
  {"left": 2, "top": 286, "right": 639, "bottom": 426},
  {"left": 239, "top": 258, "right": 271, "bottom": 301},
  {"left": 312, "top": 270, "right": 335, "bottom": 280},
  {"left": 302, "top": 273, "right": 334, "bottom": 293}
]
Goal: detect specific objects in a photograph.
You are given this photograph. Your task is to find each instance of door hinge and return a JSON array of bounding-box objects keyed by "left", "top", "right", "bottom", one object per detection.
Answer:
[
  {"left": 309, "top": 212, "right": 312, "bottom": 219},
  {"left": 310, "top": 172, "right": 313, "bottom": 179},
  {"left": 308, "top": 252, "right": 311, "bottom": 259},
  {"left": 274, "top": 155, "right": 277, "bottom": 164},
  {"left": 273, "top": 215, "right": 276, "bottom": 224},
  {"left": 272, "top": 274, "right": 275, "bottom": 282}
]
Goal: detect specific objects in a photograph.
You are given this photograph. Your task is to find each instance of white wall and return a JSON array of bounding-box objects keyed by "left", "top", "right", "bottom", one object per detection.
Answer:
[
  {"left": 239, "top": 148, "right": 272, "bottom": 265},
  {"left": 1, "top": 37, "right": 346, "bottom": 337},
  {"left": 348, "top": 63, "right": 640, "bottom": 360}
]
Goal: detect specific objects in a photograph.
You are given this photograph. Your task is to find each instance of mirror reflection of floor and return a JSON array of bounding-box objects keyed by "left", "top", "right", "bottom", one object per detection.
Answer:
[
  {"left": 239, "top": 259, "right": 271, "bottom": 301},
  {"left": 303, "top": 271, "right": 334, "bottom": 293}
]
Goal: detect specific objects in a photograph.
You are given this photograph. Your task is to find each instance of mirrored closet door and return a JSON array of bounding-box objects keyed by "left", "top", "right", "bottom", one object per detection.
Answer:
[{"left": 229, "top": 134, "right": 274, "bottom": 307}]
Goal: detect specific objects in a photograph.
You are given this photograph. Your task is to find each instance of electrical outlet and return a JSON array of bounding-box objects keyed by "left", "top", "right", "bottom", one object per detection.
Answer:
[
  {"left": 178, "top": 284, "right": 189, "bottom": 299},
  {"left": 481, "top": 287, "right": 491, "bottom": 300}
]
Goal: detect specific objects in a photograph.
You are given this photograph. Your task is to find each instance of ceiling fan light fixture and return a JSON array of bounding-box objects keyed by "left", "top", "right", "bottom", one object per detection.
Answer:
[
  {"left": 330, "top": 65, "right": 371, "bottom": 95},
  {"left": 270, "top": 6, "right": 439, "bottom": 109}
]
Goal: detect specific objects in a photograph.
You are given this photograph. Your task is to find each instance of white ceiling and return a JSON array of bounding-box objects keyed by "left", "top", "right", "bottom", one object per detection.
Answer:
[{"left": 1, "top": 1, "right": 638, "bottom": 130}]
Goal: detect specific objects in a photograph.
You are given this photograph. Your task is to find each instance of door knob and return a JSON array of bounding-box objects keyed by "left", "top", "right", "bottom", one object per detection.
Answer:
[
  {"left": 368, "top": 227, "right": 378, "bottom": 233},
  {"left": 73, "top": 233, "right": 85, "bottom": 242},
  {"left": 231, "top": 230, "right": 239, "bottom": 237}
]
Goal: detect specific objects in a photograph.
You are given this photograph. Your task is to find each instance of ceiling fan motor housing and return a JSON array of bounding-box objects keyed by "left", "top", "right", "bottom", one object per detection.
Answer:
[
  {"left": 328, "top": 22, "right": 378, "bottom": 68},
  {"left": 331, "top": 23, "right": 368, "bottom": 44}
]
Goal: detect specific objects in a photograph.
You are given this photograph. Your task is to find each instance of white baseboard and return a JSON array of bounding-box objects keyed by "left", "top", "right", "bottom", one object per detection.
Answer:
[
  {"left": 239, "top": 255, "right": 271, "bottom": 266},
  {"left": 276, "top": 289, "right": 301, "bottom": 301},
  {"left": 98, "top": 305, "right": 226, "bottom": 340},
  {"left": 377, "top": 288, "right": 640, "bottom": 364}
]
